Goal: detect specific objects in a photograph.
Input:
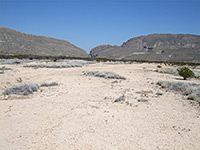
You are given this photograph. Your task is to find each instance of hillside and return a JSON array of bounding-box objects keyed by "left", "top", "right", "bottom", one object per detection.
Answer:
[
  {"left": 0, "top": 27, "right": 89, "bottom": 58},
  {"left": 90, "top": 34, "right": 200, "bottom": 63}
]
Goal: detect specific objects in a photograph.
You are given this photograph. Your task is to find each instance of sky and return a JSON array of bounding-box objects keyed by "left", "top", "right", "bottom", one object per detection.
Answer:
[{"left": 0, "top": 0, "right": 200, "bottom": 53}]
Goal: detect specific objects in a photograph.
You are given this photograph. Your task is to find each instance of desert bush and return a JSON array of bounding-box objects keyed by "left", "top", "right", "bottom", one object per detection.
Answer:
[
  {"left": 0, "top": 66, "right": 12, "bottom": 74},
  {"left": 0, "top": 58, "right": 33, "bottom": 65},
  {"left": 177, "top": 67, "right": 195, "bottom": 80},
  {"left": 24, "top": 64, "right": 45, "bottom": 68},
  {"left": 24, "top": 60, "right": 96, "bottom": 68},
  {"left": 193, "top": 70, "right": 200, "bottom": 79},
  {"left": 157, "top": 81, "right": 200, "bottom": 102},
  {"left": 195, "top": 66, "right": 200, "bottom": 69},
  {"left": 4, "top": 84, "right": 39, "bottom": 95},
  {"left": 83, "top": 71, "right": 126, "bottom": 79},
  {"left": 24, "top": 63, "right": 82, "bottom": 68},
  {"left": 155, "top": 67, "right": 200, "bottom": 79},
  {"left": 40, "top": 82, "right": 59, "bottom": 87},
  {"left": 0, "top": 66, "right": 12, "bottom": 70},
  {"left": 155, "top": 68, "right": 178, "bottom": 75}
]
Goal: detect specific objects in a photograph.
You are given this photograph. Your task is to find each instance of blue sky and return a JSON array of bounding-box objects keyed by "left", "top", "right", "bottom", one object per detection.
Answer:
[{"left": 0, "top": 0, "right": 200, "bottom": 53}]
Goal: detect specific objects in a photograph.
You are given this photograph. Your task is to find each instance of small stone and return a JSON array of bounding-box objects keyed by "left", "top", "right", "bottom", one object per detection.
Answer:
[
  {"left": 187, "top": 94, "right": 197, "bottom": 100},
  {"left": 138, "top": 99, "right": 149, "bottom": 102},
  {"left": 112, "top": 80, "right": 118, "bottom": 83},
  {"left": 156, "top": 92, "right": 163, "bottom": 96},
  {"left": 161, "top": 82, "right": 168, "bottom": 88},
  {"left": 114, "top": 95, "right": 125, "bottom": 102}
]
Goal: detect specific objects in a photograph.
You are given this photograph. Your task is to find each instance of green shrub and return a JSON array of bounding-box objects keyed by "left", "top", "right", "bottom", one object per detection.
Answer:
[{"left": 177, "top": 67, "right": 195, "bottom": 80}]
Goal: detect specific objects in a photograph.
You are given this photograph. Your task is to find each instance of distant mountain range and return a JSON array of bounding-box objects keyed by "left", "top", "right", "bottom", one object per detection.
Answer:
[
  {"left": 1, "top": 27, "right": 200, "bottom": 63},
  {"left": 90, "top": 34, "right": 200, "bottom": 63},
  {"left": 0, "top": 27, "right": 88, "bottom": 58}
]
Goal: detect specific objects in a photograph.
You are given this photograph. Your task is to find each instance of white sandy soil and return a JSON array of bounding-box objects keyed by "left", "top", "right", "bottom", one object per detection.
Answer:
[{"left": 0, "top": 62, "right": 200, "bottom": 150}]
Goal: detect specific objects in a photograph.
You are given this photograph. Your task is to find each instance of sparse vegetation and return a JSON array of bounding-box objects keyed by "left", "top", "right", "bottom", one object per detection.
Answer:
[
  {"left": 157, "top": 81, "right": 200, "bottom": 102},
  {"left": 155, "top": 68, "right": 178, "bottom": 75},
  {"left": 24, "top": 60, "right": 96, "bottom": 68},
  {"left": 4, "top": 84, "right": 39, "bottom": 95},
  {"left": 83, "top": 71, "right": 126, "bottom": 80},
  {"left": 177, "top": 67, "right": 195, "bottom": 80},
  {"left": 1, "top": 54, "right": 200, "bottom": 66},
  {"left": 0, "top": 66, "right": 12, "bottom": 70},
  {"left": 155, "top": 67, "right": 200, "bottom": 79}
]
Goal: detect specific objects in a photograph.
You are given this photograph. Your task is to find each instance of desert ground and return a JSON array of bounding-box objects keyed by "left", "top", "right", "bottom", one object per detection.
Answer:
[{"left": 0, "top": 59, "right": 200, "bottom": 150}]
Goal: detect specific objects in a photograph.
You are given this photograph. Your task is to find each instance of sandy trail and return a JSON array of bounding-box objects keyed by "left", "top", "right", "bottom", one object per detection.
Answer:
[{"left": 0, "top": 62, "right": 200, "bottom": 150}]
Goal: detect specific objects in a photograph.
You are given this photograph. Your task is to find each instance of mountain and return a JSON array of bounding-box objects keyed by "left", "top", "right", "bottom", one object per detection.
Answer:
[
  {"left": 90, "top": 34, "right": 200, "bottom": 63},
  {"left": 0, "top": 27, "right": 89, "bottom": 57}
]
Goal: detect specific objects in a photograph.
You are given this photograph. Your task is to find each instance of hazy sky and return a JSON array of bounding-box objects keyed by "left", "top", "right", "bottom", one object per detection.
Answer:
[{"left": 0, "top": 0, "right": 200, "bottom": 53}]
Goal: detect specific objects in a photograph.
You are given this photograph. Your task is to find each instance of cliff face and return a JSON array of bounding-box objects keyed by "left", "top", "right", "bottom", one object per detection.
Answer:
[
  {"left": 0, "top": 27, "right": 89, "bottom": 57},
  {"left": 90, "top": 34, "right": 200, "bottom": 63}
]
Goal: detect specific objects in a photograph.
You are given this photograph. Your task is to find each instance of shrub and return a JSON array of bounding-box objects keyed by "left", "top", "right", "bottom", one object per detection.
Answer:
[
  {"left": 177, "top": 67, "right": 195, "bottom": 80},
  {"left": 156, "top": 68, "right": 178, "bottom": 75},
  {"left": 0, "top": 66, "right": 12, "bottom": 70},
  {"left": 83, "top": 71, "right": 126, "bottom": 80},
  {"left": 4, "top": 84, "right": 39, "bottom": 95},
  {"left": 157, "top": 81, "right": 200, "bottom": 102},
  {"left": 24, "top": 60, "right": 96, "bottom": 68}
]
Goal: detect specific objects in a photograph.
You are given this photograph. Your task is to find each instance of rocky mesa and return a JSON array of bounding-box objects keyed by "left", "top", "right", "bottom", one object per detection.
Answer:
[
  {"left": 0, "top": 27, "right": 89, "bottom": 58},
  {"left": 90, "top": 34, "right": 200, "bottom": 63}
]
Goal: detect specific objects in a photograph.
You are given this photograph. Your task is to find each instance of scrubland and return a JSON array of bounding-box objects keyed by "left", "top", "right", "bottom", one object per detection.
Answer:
[{"left": 0, "top": 59, "right": 200, "bottom": 150}]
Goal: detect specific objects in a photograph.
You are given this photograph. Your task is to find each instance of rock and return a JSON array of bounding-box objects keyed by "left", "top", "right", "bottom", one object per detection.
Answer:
[
  {"left": 114, "top": 95, "right": 125, "bottom": 102},
  {"left": 138, "top": 99, "right": 149, "bottom": 102},
  {"left": 125, "top": 101, "right": 129, "bottom": 105},
  {"left": 89, "top": 34, "right": 200, "bottom": 63},
  {"left": 112, "top": 80, "right": 118, "bottom": 83},
  {"left": 187, "top": 93, "right": 197, "bottom": 100},
  {"left": 40, "top": 82, "right": 59, "bottom": 87},
  {"left": 159, "top": 82, "right": 169, "bottom": 88},
  {"left": 156, "top": 92, "right": 163, "bottom": 96},
  {"left": 0, "top": 27, "right": 89, "bottom": 58}
]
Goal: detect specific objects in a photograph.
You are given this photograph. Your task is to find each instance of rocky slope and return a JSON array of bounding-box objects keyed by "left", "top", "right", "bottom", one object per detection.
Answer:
[
  {"left": 0, "top": 27, "right": 89, "bottom": 57},
  {"left": 90, "top": 34, "right": 200, "bottom": 63}
]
